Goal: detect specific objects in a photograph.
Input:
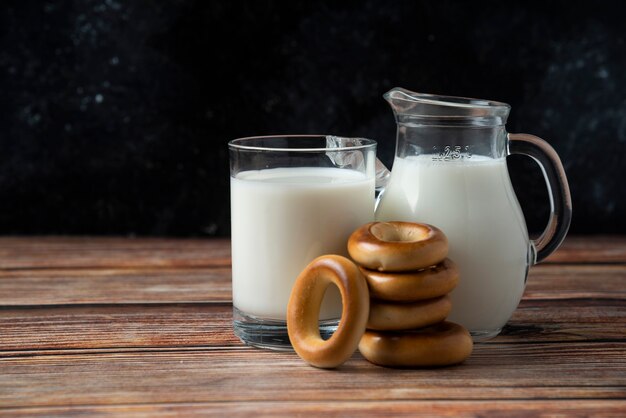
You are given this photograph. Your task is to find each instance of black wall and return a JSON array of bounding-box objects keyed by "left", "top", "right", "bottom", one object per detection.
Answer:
[{"left": 1, "top": 0, "right": 624, "bottom": 236}]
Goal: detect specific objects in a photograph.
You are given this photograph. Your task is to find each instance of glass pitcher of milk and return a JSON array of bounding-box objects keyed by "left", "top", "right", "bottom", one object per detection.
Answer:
[{"left": 375, "top": 87, "right": 572, "bottom": 341}]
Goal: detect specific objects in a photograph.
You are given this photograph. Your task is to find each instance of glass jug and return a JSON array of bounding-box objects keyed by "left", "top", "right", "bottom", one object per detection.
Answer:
[{"left": 376, "top": 87, "right": 572, "bottom": 341}]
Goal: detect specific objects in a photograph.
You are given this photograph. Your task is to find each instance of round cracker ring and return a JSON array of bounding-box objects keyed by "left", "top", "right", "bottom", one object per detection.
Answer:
[
  {"left": 360, "top": 258, "right": 459, "bottom": 302},
  {"left": 367, "top": 295, "right": 451, "bottom": 331},
  {"left": 358, "top": 321, "right": 473, "bottom": 367},
  {"left": 348, "top": 222, "right": 448, "bottom": 272},
  {"left": 287, "top": 255, "right": 370, "bottom": 368}
]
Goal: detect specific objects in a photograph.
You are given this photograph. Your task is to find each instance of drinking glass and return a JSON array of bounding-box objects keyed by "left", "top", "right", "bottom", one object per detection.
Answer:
[{"left": 229, "top": 135, "right": 377, "bottom": 349}]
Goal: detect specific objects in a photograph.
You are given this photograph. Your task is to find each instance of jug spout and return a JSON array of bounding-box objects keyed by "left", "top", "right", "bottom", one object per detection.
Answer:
[
  {"left": 383, "top": 87, "right": 510, "bottom": 126},
  {"left": 383, "top": 87, "right": 424, "bottom": 121}
]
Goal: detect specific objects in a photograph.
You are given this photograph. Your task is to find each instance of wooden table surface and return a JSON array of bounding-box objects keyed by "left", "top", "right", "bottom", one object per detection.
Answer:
[{"left": 1, "top": 236, "right": 625, "bottom": 417}]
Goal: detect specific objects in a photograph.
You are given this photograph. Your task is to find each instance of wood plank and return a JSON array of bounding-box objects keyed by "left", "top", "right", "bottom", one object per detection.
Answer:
[
  {"left": 0, "top": 268, "right": 232, "bottom": 306},
  {"left": 543, "top": 235, "right": 626, "bottom": 264},
  {"left": 2, "top": 400, "right": 626, "bottom": 417},
  {"left": 0, "top": 304, "right": 239, "bottom": 352},
  {"left": 0, "top": 299, "right": 623, "bottom": 353},
  {"left": 0, "top": 237, "right": 231, "bottom": 269},
  {"left": 523, "top": 264, "right": 626, "bottom": 300},
  {"left": 1, "top": 235, "right": 624, "bottom": 270},
  {"left": 1, "top": 262, "right": 624, "bottom": 307},
  {"left": 498, "top": 298, "right": 626, "bottom": 343},
  {"left": 1, "top": 344, "right": 625, "bottom": 408}
]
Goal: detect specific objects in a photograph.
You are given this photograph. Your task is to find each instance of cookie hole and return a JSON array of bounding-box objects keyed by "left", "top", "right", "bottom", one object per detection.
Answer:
[
  {"left": 370, "top": 222, "right": 429, "bottom": 242},
  {"left": 319, "top": 282, "right": 342, "bottom": 341}
]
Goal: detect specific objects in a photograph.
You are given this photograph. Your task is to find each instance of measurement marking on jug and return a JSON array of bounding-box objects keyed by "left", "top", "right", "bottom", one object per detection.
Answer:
[{"left": 432, "top": 145, "right": 472, "bottom": 161}]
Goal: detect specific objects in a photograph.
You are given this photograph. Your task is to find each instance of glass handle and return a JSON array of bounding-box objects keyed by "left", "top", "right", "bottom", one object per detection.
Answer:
[
  {"left": 375, "top": 158, "right": 391, "bottom": 196},
  {"left": 508, "top": 133, "right": 572, "bottom": 264}
]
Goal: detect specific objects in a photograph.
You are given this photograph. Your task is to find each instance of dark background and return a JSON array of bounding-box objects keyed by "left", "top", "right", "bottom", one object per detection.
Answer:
[{"left": 1, "top": 0, "right": 624, "bottom": 236}]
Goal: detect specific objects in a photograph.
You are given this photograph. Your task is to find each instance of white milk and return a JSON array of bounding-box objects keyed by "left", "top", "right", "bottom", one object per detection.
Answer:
[
  {"left": 231, "top": 167, "right": 374, "bottom": 320},
  {"left": 376, "top": 156, "right": 530, "bottom": 333}
]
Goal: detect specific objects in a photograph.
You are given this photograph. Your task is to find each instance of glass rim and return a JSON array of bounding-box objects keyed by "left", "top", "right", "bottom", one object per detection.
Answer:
[
  {"left": 386, "top": 88, "right": 511, "bottom": 110},
  {"left": 228, "top": 135, "right": 377, "bottom": 152},
  {"left": 384, "top": 88, "right": 510, "bottom": 124}
]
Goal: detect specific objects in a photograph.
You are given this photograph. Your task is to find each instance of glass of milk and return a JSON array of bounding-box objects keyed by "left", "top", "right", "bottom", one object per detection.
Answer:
[
  {"left": 376, "top": 88, "right": 572, "bottom": 341},
  {"left": 229, "top": 135, "right": 378, "bottom": 350}
]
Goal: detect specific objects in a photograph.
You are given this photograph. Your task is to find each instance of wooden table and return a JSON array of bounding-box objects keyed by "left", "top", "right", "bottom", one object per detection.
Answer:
[{"left": 1, "top": 237, "right": 625, "bottom": 416}]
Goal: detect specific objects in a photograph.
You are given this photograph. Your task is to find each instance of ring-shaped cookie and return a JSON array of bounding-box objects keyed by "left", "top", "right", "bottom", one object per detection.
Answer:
[
  {"left": 348, "top": 222, "right": 448, "bottom": 272},
  {"left": 367, "top": 295, "right": 451, "bottom": 331},
  {"left": 287, "top": 255, "right": 369, "bottom": 368},
  {"left": 361, "top": 258, "right": 459, "bottom": 302},
  {"left": 358, "top": 321, "right": 473, "bottom": 367}
]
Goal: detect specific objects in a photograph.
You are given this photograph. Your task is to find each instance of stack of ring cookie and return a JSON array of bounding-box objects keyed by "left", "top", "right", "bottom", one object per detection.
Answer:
[{"left": 348, "top": 221, "right": 473, "bottom": 367}]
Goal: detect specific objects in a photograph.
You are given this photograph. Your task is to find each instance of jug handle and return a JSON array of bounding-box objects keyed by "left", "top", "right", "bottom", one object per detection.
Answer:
[{"left": 508, "top": 133, "right": 572, "bottom": 264}]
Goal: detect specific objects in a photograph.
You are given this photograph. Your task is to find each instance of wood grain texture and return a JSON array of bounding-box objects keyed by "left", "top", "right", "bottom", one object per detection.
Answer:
[
  {"left": 1, "top": 261, "right": 624, "bottom": 307},
  {"left": 523, "top": 264, "right": 626, "bottom": 300},
  {"left": 543, "top": 236, "right": 626, "bottom": 264},
  {"left": 0, "top": 235, "right": 624, "bottom": 270},
  {"left": 2, "top": 400, "right": 626, "bottom": 417},
  {"left": 0, "top": 268, "right": 232, "bottom": 306},
  {"left": 0, "top": 299, "right": 624, "bottom": 353},
  {"left": 0, "top": 304, "right": 238, "bottom": 352},
  {"left": 1, "top": 344, "right": 625, "bottom": 408},
  {"left": 0, "top": 237, "right": 231, "bottom": 269}
]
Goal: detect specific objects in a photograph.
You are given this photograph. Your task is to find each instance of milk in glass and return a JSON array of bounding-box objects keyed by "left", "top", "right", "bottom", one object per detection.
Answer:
[
  {"left": 375, "top": 156, "right": 531, "bottom": 333},
  {"left": 231, "top": 167, "right": 374, "bottom": 320}
]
